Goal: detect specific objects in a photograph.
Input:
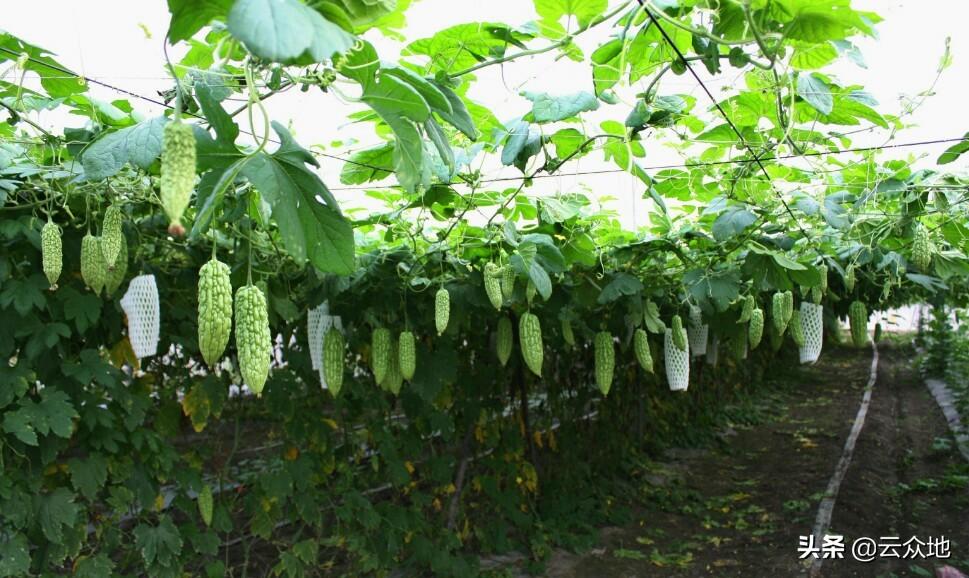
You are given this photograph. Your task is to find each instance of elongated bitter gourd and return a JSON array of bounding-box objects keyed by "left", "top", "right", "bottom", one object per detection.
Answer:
[
  {"left": 873, "top": 322, "right": 882, "bottom": 343},
  {"left": 496, "top": 316, "right": 513, "bottom": 366},
  {"left": 399, "top": 331, "right": 416, "bottom": 381},
  {"left": 104, "top": 234, "right": 128, "bottom": 296},
  {"left": 772, "top": 292, "right": 788, "bottom": 335},
  {"left": 80, "top": 234, "right": 107, "bottom": 295},
  {"left": 634, "top": 328, "right": 653, "bottom": 373},
  {"left": 519, "top": 312, "right": 543, "bottom": 377},
  {"left": 384, "top": 340, "right": 403, "bottom": 395},
  {"left": 748, "top": 308, "right": 764, "bottom": 350},
  {"left": 789, "top": 310, "right": 805, "bottom": 347},
  {"left": 818, "top": 264, "right": 828, "bottom": 293},
  {"left": 811, "top": 285, "right": 822, "bottom": 305},
  {"left": 198, "top": 259, "right": 233, "bottom": 368},
  {"left": 484, "top": 262, "right": 503, "bottom": 310},
  {"left": 372, "top": 328, "right": 392, "bottom": 385},
  {"left": 769, "top": 322, "right": 785, "bottom": 352},
  {"left": 100, "top": 204, "right": 123, "bottom": 270},
  {"left": 783, "top": 291, "right": 794, "bottom": 323},
  {"left": 235, "top": 285, "right": 271, "bottom": 396},
  {"left": 323, "top": 327, "right": 345, "bottom": 396},
  {"left": 435, "top": 288, "right": 450, "bottom": 335},
  {"left": 730, "top": 329, "right": 747, "bottom": 361},
  {"left": 41, "top": 221, "right": 62, "bottom": 289},
  {"left": 844, "top": 265, "right": 856, "bottom": 292},
  {"left": 738, "top": 295, "right": 755, "bottom": 323},
  {"left": 911, "top": 222, "right": 933, "bottom": 271},
  {"left": 501, "top": 266, "right": 515, "bottom": 300},
  {"left": 561, "top": 318, "right": 575, "bottom": 347},
  {"left": 198, "top": 484, "right": 213, "bottom": 527},
  {"left": 594, "top": 332, "right": 615, "bottom": 395},
  {"left": 160, "top": 121, "right": 197, "bottom": 236},
  {"left": 671, "top": 315, "right": 687, "bottom": 352},
  {"left": 849, "top": 300, "right": 868, "bottom": 347}
]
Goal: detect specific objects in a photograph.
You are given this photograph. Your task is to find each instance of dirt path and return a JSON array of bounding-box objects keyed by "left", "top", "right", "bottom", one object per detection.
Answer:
[{"left": 539, "top": 342, "right": 969, "bottom": 578}]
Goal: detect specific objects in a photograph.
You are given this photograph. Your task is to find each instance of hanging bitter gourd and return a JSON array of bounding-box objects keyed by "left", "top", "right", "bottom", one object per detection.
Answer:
[
  {"left": 399, "top": 331, "right": 416, "bottom": 381},
  {"left": 594, "top": 332, "right": 615, "bottom": 396},
  {"left": 671, "top": 315, "right": 687, "bottom": 352},
  {"left": 100, "top": 204, "right": 124, "bottom": 270},
  {"left": 41, "top": 220, "right": 62, "bottom": 289},
  {"left": 501, "top": 266, "right": 515, "bottom": 300},
  {"left": 484, "top": 262, "right": 503, "bottom": 310},
  {"left": 783, "top": 291, "right": 794, "bottom": 323},
  {"left": 384, "top": 340, "right": 403, "bottom": 395},
  {"left": 561, "top": 318, "right": 575, "bottom": 347},
  {"left": 160, "top": 121, "right": 197, "bottom": 236},
  {"left": 323, "top": 327, "right": 345, "bottom": 396},
  {"left": 729, "top": 329, "right": 747, "bottom": 361},
  {"left": 849, "top": 301, "right": 868, "bottom": 347},
  {"left": 738, "top": 295, "right": 755, "bottom": 323},
  {"left": 198, "top": 258, "right": 233, "bottom": 368},
  {"left": 911, "top": 222, "right": 933, "bottom": 271},
  {"left": 198, "top": 484, "right": 213, "bottom": 527},
  {"left": 496, "top": 316, "right": 513, "bottom": 366},
  {"left": 104, "top": 234, "right": 128, "bottom": 296},
  {"left": 372, "top": 328, "right": 392, "bottom": 385},
  {"left": 80, "top": 234, "right": 107, "bottom": 295},
  {"left": 748, "top": 308, "right": 764, "bottom": 350},
  {"left": 772, "top": 292, "right": 788, "bottom": 335},
  {"left": 789, "top": 310, "right": 805, "bottom": 347},
  {"left": 519, "top": 312, "right": 543, "bottom": 377},
  {"left": 435, "top": 288, "right": 450, "bottom": 335},
  {"left": 634, "top": 328, "right": 653, "bottom": 373},
  {"left": 873, "top": 323, "right": 883, "bottom": 343},
  {"left": 235, "top": 284, "right": 272, "bottom": 396}
]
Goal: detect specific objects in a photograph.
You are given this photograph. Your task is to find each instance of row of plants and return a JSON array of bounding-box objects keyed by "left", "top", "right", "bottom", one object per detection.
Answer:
[{"left": 1, "top": 0, "right": 968, "bottom": 575}]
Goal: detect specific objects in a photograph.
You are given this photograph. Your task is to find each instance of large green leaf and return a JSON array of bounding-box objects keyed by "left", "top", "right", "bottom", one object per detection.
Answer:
[
  {"left": 432, "top": 82, "right": 478, "bottom": 140},
  {"left": 938, "top": 133, "right": 969, "bottom": 165},
  {"left": 340, "top": 143, "right": 394, "bottom": 184},
  {"left": 362, "top": 75, "right": 430, "bottom": 123},
  {"left": 797, "top": 73, "right": 833, "bottom": 115},
  {"left": 404, "top": 22, "right": 533, "bottom": 72},
  {"left": 524, "top": 90, "right": 599, "bottom": 123},
  {"left": 0, "top": 34, "right": 86, "bottom": 98},
  {"left": 227, "top": 0, "right": 355, "bottom": 63},
  {"left": 166, "top": 0, "right": 233, "bottom": 43},
  {"left": 242, "top": 123, "right": 355, "bottom": 275},
  {"left": 80, "top": 116, "right": 167, "bottom": 180},
  {"left": 534, "top": 0, "right": 608, "bottom": 29}
]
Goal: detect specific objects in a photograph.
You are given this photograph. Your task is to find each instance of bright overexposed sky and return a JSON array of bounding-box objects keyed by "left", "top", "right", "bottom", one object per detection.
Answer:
[{"left": 4, "top": 1, "right": 968, "bottom": 228}]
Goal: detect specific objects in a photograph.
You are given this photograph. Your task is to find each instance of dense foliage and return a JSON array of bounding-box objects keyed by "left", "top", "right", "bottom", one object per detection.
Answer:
[{"left": 1, "top": 0, "right": 968, "bottom": 575}]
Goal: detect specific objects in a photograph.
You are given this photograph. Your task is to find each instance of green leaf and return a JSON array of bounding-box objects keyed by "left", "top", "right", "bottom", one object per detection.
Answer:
[
  {"left": 227, "top": 0, "right": 355, "bottom": 63},
  {"left": 166, "top": 0, "right": 233, "bottom": 43},
  {"left": 683, "top": 268, "right": 741, "bottom": 310},
  {"left": 510, "top": 242, "right": 552, "bottom": 300},
  {"left": 74, "top": 554, "right": 115, "bottom": 578},
  {"left": 338, "top": 40, "right": 379, "bottom": 89},
  {"left": 711, "top": 206, "right": 757, "bottom": 242},
  {"left": 643, "top": 300, "right": 666, "bottom": 334},
  {"left": 598, "top": 273, "right": 644, "bottom": 304},
  {"left": 35, "top": 488, "right": 79, "bottom": 544},
  {"left": 340, "top": 143, "right": 394, "bottom": 184},
  {"left": 501, "top": 121, "right": 531, "bottom": 166},
  {"left": 534, "top": 0, "right": 608, "bottom": 29},
  {"left": 0, "top": 33, "right": 87, "bottom": 98},
  {"left": 524, "top": 90, "right": 599, "bottom": 123},
  {"left": 81, "top": 116, "right": 167, "bottom": 180},
  {"left": 797, "top": 73, "right": 832, "bottom": 115},
  {"left": 424, "top": 118, "right": 454, "bottom": 172},
  {"left": 0, "top": 533, "right": 30, "bottom": 577},
  {"left": 69, "top": 454, "right": 109, "bottom": 501},
  {"left": 61, "top": 287, "right": 101, "bottom": 333},
  {"left": 938, "top": 133, "right": 969, "bottom": 165},
  {"left": 0, "top": 275, "right": 46, "bottom": 315},
  {"left": 134, "top": 516, "right": 183, "bottom": 569},
  {"left": 381, "top": 67, "right": 452, "bottom": 115},
  {"left": 431, "top": 82, "right": 478, "bottom": 140},
  {"left": 242, "top": 123, "right": 355, "bottom": 275},
  {"left": 362, "top": 74, "right": 430, "bottom": 123},
  {"left": 404, "top": 22, "right": 534, "bottom": 73}
]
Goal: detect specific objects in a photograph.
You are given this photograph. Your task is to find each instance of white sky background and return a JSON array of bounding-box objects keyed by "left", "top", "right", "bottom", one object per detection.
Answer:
[{"left": 4, "top": 0, "right": 968, "bottom": 230}]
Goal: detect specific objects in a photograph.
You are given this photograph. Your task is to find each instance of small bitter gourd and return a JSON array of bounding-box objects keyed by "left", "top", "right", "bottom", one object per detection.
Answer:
[
  {"left": 849, "top": 301, "right": 868, "bottom": 347},
  {"left": 80, "top": 234, "right": 107, "bottom": 295},
  {"left": 41, "top": 221, "right": 62, "bottom": 289},
  {"left": 748, "top": 308, "right": 764, "bottom": 350},
  {"left": 198, "top": 484, "right": 213, "bottom": 527},
  {"left": 399, "top": 331, "right": 416, "bottom": 381},
  {"left": 634, "top": 328, "right": 653, "bottom": 373},
  {"left": 496, "top": 316, "right": 513, "bottom": 366},
  {"left": 561, "top": 318, "right": 575, "bottom": 347},
  {"left": 789, "top": 310, "right": 805, "bottom": 347},
  {"left": 484, "top": 262, "right": 503, "bottom": 309},
  {"left": 160, "top": 121, "right": 197, "bottom": 236},
  {"left": 873, "top": 322, "right": 882, "bottom": 343},
  {"left": 911, "top": 222, "right": 933, "bottom": 271},
  {"left": 104, "top": 234, "right": 128, "bottom": 296},
  {"left": 198, "top": 258, "right": 233, "bottom": 368},
  {"left": 435, "top": 288, "right": 450, "bottom": 335},
  {"left": 772, "top": 292, "right": 788, "bottom": 336},
  {"left": 738, "top": 295, "right": 755, "bottom": 323},
  {"left": 372, "top": 328, "right": 392, "bottom": 385},
  {"left": 671, "top": 315, "right": 687, "bottom": 352},
  {"left": 594, "top": 332, "right": 615, "bottom": 396},
  {"left": 100, "top": 204, "right": 124, "bottom": 270},
  {"left": 235, "top": 284, "right": 272, "bottom": 396},
  {"left": 501, "top": 266, "right": 515, "bottom": 300},
  {"left": 323, "top": 327, "right": 345, "bottom": 396},
  {"left": 519, "top": 312, "right": 543, "bottom": 377}
]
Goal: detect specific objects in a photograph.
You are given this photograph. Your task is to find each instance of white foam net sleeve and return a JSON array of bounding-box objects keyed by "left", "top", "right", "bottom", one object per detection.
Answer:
[
  {"left": 705, "top": 335, "right": 719, "bottom": 367},
  {"left": 687, "top": 306, "right": 708, "bottom": 356},
  {"left": 120, "top": 274, "right": 160, "bottom": 359},
  {"left": 799, "top": 302, "right": 824, "bottom": 364},
  {"left": 307, "top": 303, "right": 328, "bottom": 371},
  {"left": 664, "top": 328, "right": 690, "bottom": 391}
]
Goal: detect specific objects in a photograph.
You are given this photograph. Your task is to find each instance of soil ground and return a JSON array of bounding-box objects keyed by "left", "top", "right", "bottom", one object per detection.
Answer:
[{"left": 515, "top": 341, "right": 969, "bottom": 578}]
